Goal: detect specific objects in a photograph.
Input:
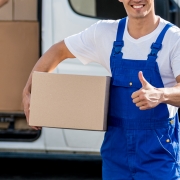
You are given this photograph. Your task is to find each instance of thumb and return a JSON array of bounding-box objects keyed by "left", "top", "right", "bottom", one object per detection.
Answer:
[{"left": 138, "top": 71, "right": 148, "bottom": 88}]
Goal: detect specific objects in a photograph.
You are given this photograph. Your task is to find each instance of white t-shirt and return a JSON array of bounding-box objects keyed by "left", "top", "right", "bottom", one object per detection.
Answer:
[{"left": 64, "top": 17, "right": 180, "bottom": 118}]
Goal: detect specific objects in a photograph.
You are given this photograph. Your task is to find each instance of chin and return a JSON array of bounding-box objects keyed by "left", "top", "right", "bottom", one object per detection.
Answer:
[{"left": 129, "top": 12, "right": 149, "bottom": 19}]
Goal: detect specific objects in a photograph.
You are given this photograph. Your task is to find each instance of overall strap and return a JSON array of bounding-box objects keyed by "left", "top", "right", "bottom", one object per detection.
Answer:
[
  {"left": 147, "top": 23, "right": 173, "bottom": 65},
  {"left": 116, "top": 17, "right": 126, "bottom": 41},
  {"left": 112, "top": 17, "right": 127, "bottom": 55}
]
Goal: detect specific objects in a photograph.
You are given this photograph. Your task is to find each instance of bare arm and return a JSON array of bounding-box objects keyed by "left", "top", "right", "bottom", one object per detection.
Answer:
[
  {"left": 0, "top": 0, "right": 8, "bottom": 7},
  {"left": 160, "top": 75, "right": 180, "bottom": 107},
  {"left": 22, "top": 41, "right": 75, "bottom": 128}
]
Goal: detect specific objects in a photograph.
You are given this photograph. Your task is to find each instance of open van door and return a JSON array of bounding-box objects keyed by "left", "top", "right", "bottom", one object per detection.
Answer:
[{"left": 0, "top": 0, "right": 45, "bottom": 152}]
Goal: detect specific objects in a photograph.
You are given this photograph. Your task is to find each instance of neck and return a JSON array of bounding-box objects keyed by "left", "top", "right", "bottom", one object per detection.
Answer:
[{"left": 127, "top": 14, "right": 159, "bottom": 39}]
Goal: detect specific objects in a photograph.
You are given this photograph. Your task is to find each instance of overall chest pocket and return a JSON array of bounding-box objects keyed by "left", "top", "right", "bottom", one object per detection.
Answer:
[
  {"left": 110, "top": 74, "right": 153, "bottom": 120},
  {"left": 112, "top": 75, "right": 143, "bottom": 89},
  {"left": 112, "top": 68, "right": 151, "bottom": 89}
]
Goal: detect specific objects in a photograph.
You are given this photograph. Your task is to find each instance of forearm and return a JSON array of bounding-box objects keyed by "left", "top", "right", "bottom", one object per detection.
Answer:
[
  {"left": 160, "top": 83, "right": 180, "bottom": 107},
  {"left": 0, "top": 0, "right": 8, "bottom": 7},
  {"left": 23, "top": 40, "right": 74, "bottom": 95}
]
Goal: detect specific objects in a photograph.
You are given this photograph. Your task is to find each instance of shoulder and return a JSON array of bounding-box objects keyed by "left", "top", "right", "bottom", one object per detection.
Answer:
[
  {"left": 160, "top": 17, "right": 180, "bottom": 40},
  {"left": 95, "top": 19, "right": 120, "bottom": 35},
  {"left": 96, "top": 19, "right": 120, "bottom": 28},
  {"left": 159, "top": 17, "right": 180, "bottom": 53},
  {"left": 92, "top": 19, "right": 120, "bottom": 44}
]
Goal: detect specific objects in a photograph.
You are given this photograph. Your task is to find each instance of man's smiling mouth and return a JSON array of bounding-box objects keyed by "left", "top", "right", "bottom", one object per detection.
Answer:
[{"left": 131, "top": 5, "right": 145, "bottom": 9}]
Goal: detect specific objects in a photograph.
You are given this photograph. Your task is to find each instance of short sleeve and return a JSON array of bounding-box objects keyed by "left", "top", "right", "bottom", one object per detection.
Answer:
[
  {"left": 64, "top": 21, "right": 101, "bottom": 65},
  {"left": 171, "top": 38, "right": 180, "bottom": 78}
]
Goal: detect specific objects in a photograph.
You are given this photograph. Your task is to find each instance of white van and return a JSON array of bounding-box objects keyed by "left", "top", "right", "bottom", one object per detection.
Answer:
[{"left": 0, "top": 0, "right": 179, "bottom": 159}]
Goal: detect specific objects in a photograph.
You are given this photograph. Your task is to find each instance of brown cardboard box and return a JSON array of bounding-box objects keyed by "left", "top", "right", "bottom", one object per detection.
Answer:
[
  {"left": 14, "top": 0, "right": 37, "bottom": 21},
  {"left": 29, "top": 72, "right": 110, "bottom": 131},
  {"left": 0, "top": 22, "right": 39, "bottom": 111},
  {"left": 0, "top": 122, "right": 9, "bottom": 129},
  {"left": 0, "top": 0, "right": 13, "bottom": 21},
  {"left": 15, "top": 118, "right": 32, "bottom": 130}
]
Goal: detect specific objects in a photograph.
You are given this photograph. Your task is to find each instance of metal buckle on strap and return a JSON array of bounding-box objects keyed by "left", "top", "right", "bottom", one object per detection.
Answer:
[
  {"left": 149, "top": 43, "right": 162, "bottom": 56},
  {"left": 113, "top": 41, "right": 124, "bottom": 55},
  {"left": 151, "top": 43, "right": 162, "bottom": 50}
]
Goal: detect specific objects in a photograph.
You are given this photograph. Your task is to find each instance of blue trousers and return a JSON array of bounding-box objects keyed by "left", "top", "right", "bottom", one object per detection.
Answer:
[{"left": 101, "top": 125, "right": 180, "bottom": 180}]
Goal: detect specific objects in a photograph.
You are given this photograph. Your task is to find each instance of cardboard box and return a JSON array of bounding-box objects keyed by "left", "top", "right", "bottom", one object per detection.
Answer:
[
  {"left": 0, "top": 122, "right": 9, "bottom": 129},
  {"left": 29, "top": 72, "right": 110, "bottom": 131},
  {"left": 14, "top": 0, "right": 37, "bottom": 21},
  {"left": 0, "top": 0, "right": 13, "bottom": 21},
  {"left": 15, "top": 118, "right": 31, "bottom": 130},
  {"left": 0, "top": 22, "right": 39, "bottom": 111}
]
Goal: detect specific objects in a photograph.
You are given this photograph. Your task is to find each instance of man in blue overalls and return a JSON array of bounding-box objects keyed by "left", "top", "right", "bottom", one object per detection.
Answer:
[{"left": 23, "top": 0, "right": 180, "bottom": 179}]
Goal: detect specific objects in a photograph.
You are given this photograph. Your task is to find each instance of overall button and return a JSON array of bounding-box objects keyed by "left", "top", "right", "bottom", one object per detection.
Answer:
[
  {"left": 166, "top": 139, "right": 170, "bottom": 143},
  {"left": 129, "top": 82, "right": 132, "bottom": 86}
]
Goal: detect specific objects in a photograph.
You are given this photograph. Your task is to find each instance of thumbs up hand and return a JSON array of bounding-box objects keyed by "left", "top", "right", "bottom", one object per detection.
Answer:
[{"left": 131, "top": 71, "right": 164, "bottom": 110}]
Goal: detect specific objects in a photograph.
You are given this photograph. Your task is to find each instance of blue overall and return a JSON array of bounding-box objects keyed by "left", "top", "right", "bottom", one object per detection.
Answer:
[{"left": 101, "top": 18, "right": 180, "bottom": 180}]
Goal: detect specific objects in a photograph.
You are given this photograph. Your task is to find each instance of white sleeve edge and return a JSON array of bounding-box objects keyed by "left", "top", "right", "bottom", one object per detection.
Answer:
[{"left": 64, "top": 38, "right": 91, "bottom": 65}]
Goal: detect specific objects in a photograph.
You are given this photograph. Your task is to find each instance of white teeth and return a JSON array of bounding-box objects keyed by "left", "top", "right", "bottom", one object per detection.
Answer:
[{"left": 133, "top": 5, "right": 143, "bottom": 9}]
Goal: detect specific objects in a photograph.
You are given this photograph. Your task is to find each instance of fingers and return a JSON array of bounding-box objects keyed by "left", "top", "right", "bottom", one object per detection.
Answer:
[
  {"left": 133, "top": 96, "right": 152, "bottom": 110},
  {"left": 24, "top": 105, "right": 30, "bottom": 124},
  {"left": 132, "top": 96, "right": 140, "bottom": 103},
  {"left": 139, "top": 105, "right": 149, "bottom": 110},
  {"left": 28, "top": 107, "right": 42, "bottom": 131},
  {"left": 23, "top": 92, "right": 31, "bottom": 123},
  {"left": 135, "top": 100, "right": 146, "bottom": 108},
  {"left": 22, "top": 93, "right": 42, "bottom": 131},
  {"left": 131, "top": 90, "right": 141, "bottom": 99},
  {"left": 132, "top": 93, "right": 150, "bottom": 110},
  {"left": 138, "top": 71, "right": 147, "bottom": 87},
  {"left": 31, "top": 126, "right": 42, "bottom": 131},
  {"left": 22, "top": 90, "right": 42, "bottom": 131},
  {"left": 134, "top": 100, "right": 150, "bottom": 110},
  {"left": 139, "top": 71, "right": 154, "bottom": 89},
  {"left": 132, "top": 95, "right": 145, "bottom": 107}
]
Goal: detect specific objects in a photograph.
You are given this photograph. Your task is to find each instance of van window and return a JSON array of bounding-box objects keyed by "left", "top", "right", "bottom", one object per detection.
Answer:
[
  {"left": 155, "top": 0, "right": 180, "bottom": 26},
  {"left": 68, "top": 0, "right": 127, "bottom": 20}
]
